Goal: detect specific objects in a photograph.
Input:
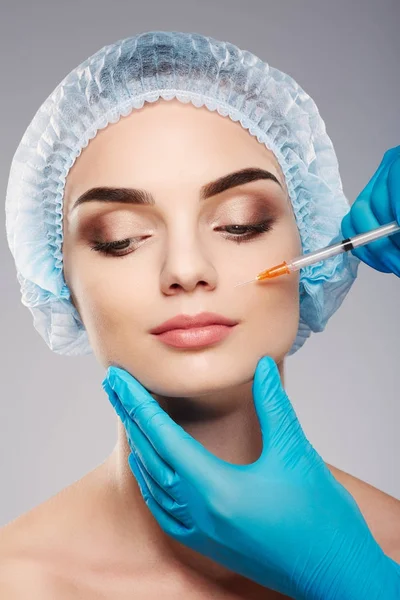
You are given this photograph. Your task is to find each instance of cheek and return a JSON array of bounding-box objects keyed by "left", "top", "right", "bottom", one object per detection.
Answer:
[
  {"left": 244, "top": 215, "right": 301, "bottom": 341},
  {"left": 257, "top": 273, "right": 300, "bottom": 324},
  {"left": 245, "top": 271, "right": 300, "bottom": 360},
  {"left": 65, "top": 260, "right": 148, "bottom": 359}
]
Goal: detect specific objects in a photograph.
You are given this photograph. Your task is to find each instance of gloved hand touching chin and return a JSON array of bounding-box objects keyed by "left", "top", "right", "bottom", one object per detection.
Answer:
[
  {"left": 103, "top": 356, "right": 400, "bottom": 600},
  {"left": 341, "top": 145, "right": 400, "bottom": 276}
]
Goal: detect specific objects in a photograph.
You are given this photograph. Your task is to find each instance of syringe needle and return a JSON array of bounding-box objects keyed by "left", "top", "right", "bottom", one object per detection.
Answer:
[{"left": 234, "top": 278, "right": 257, "bottom": 287}]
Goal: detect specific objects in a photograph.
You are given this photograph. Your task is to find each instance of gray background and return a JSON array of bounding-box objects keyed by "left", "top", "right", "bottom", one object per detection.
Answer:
[{"left": 1, "top": 0, "right": 399, "bottom": 527}]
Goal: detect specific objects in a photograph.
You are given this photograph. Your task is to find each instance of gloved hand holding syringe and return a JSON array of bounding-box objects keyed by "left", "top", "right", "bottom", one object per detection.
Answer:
[{"left": 235, "top": 220, "right": 400, "bottom": 287}]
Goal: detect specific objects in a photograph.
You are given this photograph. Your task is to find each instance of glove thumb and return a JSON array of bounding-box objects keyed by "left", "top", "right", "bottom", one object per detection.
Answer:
[
  {"left": 252, "top": 356, "right": 305, "bottom": 460},
  {"left": 388, "top": 153, "right": 400, "bottom": 224}
]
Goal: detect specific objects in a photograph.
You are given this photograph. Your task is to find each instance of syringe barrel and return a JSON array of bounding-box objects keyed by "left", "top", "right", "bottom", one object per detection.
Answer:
[
  {"left": 289, "top": 221, "right": 400, "bottom": 271},
  {"left": 350, "top": 221, "right": 400, "bottom": 248},
  {"left": 289, "top": 242, "right": 345, "bottom": 270}
]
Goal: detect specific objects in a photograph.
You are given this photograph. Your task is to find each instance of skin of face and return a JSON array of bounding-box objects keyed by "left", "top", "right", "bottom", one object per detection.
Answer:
[{"left": 62, "top": 98, "right": 302, "bottom": 416}]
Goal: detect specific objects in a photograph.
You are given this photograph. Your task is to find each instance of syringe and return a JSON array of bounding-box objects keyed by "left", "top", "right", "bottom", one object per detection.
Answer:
[{"left": 234, "top": 221, "right": 400, "bottom": 287}]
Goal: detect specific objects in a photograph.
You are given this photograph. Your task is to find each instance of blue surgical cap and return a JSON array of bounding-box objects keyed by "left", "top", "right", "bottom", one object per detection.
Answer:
[{"left": 5, "top": 30, "right": 359, "bottom": 357}]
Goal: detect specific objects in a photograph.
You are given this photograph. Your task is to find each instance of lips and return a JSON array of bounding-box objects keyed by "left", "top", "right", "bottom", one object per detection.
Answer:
[{"left": 150, "top": 312, "right": 238, "bottom": 335}]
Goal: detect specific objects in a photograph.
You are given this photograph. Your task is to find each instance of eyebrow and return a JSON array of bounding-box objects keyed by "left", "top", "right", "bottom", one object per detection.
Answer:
[{"left": 71, "top": 167, "right": 284, "bottom": 212}]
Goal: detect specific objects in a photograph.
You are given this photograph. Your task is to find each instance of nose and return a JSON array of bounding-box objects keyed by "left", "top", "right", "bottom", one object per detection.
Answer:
[{"left": 159, "top": 233, "right": 218, "bottom": 296}]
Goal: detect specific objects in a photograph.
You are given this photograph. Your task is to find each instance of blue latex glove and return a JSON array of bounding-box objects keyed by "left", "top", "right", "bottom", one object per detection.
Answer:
[
  {"left": 341, "top": 146, "right": 400, "bottom": 276},
  {"left": 103, "top": 356, "right": 400, "bottom": 599}
]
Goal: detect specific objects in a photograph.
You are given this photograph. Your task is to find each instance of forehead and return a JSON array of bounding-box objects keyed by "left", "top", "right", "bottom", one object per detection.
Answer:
[{"left": 63, "top": 99, "right": 286, "bottom": 211}]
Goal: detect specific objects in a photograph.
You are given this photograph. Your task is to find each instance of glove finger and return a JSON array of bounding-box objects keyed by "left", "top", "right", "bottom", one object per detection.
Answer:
[
  {"left": 107, "top": 367, "right": 222, "bottom": 486},
  {"left": 382, "top": 145, "right": 400, "bottom": 170},
  {"left": 386, "top": 156, "right": 400, "bottom": 249},
  {"left": 357, "top": 146, "right": 400, "bottom": 211},
  {"left": 128, "top": 421, "right": 187, "bottom": 505},
  {"left": 104, "top": 376, "right": 183, "bottom": 504},
  {"left": 350, "top": 147, "right": 396, "bottom": 210},
  {"left": 128, "top": 450, "right": 152, "bottom": 500},
  {"left": 122, "top": 402, "right": 179, "bottom": 499},
  {"left": 368, "top": 156, "right": 400, "bottom": 253},
  {"left": 341, "top": 212, "right": 385, "bottom": 272},
  {"left": 128, "top": 453, "right": 191, "bottom": 541},
  {"left": 343, "top": 162, "right": 390, "bottom": 272},
  {"left": 349, "top": 198, "right": 399, "bottom": 275},
  {"left": 343, "top": 201, "right": 392, "bottom": 273},
  {"left": 253, "top": 356, "right": 305, "bottom": 462},
  {"left": 368, "top": 157, "right": 397, "bottom": 225},
  {"left": 130, "top": 451, "right": 193, "bottom": 529},
  {"left": 349, "top": 148, "right": 400, "bottom": 252}
]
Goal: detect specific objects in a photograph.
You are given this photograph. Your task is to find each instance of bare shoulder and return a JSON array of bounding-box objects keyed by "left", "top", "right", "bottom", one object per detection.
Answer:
[
  {"left": 0, "top": 556, "right": 58, "bottom": 599},
  {"left": 327, "top": 462, "right": 400, "bottom": 562},
  {"left": 0, "top": 468, "right": 104, "bottom": 598},
  {"left": 0, "top": 505, "right": 67, "bottom": 598}
]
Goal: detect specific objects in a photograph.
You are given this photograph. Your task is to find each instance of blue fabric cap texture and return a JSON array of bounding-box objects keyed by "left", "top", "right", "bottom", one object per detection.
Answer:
[{"left": 5, "top": 30, "right": 359, "bottom": 356}]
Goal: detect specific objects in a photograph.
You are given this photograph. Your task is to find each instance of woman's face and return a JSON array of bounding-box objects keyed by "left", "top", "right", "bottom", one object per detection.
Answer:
[{"left": 63, "top": 99, "right": 301, "bottom": 398}]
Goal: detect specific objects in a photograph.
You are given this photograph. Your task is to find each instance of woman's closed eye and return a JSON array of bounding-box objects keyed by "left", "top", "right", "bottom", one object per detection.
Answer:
[{"left": 89, "top": 218, "right": 275, "bottom": 257}]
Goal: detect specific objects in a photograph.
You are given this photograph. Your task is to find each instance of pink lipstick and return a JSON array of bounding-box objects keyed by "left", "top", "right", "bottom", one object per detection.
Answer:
[{"left": 150, "top": 312, "right": 238, "bottom": 349}]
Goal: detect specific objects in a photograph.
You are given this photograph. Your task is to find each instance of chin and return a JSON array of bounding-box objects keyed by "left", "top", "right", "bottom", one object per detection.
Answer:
[{"left": 133, "top": 358, "right": 264, "bottom": 399}]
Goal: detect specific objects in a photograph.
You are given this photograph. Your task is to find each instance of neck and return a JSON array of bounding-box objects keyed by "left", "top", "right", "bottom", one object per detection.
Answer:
[{"left": 105, "top": 360, "right": 285, "bottom": 594}]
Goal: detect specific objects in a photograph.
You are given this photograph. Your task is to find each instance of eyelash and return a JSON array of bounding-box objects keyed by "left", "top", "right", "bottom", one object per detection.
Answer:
[{"left": 89, "top": 219, "right": 274, "bottom": 257}]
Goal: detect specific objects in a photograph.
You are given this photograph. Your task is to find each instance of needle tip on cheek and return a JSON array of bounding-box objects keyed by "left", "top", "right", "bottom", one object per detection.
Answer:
[{"left": 234, "top": 278, "right": 257, "bottom": 288}]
